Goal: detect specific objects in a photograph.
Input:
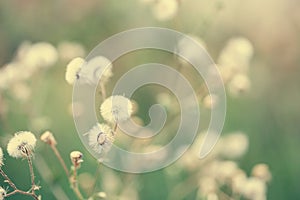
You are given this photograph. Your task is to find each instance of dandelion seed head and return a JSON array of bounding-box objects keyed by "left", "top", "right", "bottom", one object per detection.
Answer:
[
  {"left": 87, "top": 123, "right": 114, "bottom": 154},
  {"left": 97, "top": 192, "right": 107, "bottom": 198},
  {"left": 22, "top": 42, "right": 58, "bottom": 69},
  {"left": 7, "top": 131, "right": 37, "bottom": 158},
  {"left": 57, "top": 41, "right": 86, "bottom": 61},
  {"left": 79, "top": 56, "right": 113, "bottom": 85},
  {"left": 221, "top": 132, "right": 249, "bottom": 159},
  {"left": 0, "top": 187, "right": 6, "bottom": 200},
  {"left": 0, "top": 148, "right": 3, "bottom": 167},
  {"left": 251, "top": 163, "right": 272, "bottom": 182},
  {"left": 65, "top": 57, "right": 85, "bottom": 85},
  {"left": 40, "top": 131, "right": 57, "bottom": 146},
  {"left": 100, "top": 95, "right": 133, "bottom": 123},
  {"left": 242, "top": 177, "right": 267, "bottom": 200},
  {"left": 218, "top": 37, "right": 254, "bottom": 73},
  {"left": 152, "top": 0, "right": 178, "bottom": 21},
  {"left": 228, "top": 73, "right": 251, "bottom": 96},
  {"left": 203, "top": 94, "right": 218, "bottom": 109}
]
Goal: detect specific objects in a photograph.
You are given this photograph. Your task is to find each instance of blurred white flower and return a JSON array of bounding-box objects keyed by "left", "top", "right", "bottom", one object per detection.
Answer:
[
  {"left": 0, "top": 148, "right": 3, "bottom": 167},
  {"left": 65, "top": 57, "right": 85, "bottom": 85},
  {"left": 251, "top": 163, "right": 272, "bottom": 182},
  {"left": 207, "top": 193, "right": 219, "bottom": 200},
  {"left": 22, "top": 42, "right": 58, "bottom": 69},
  {"left": 198, "top": 176, "right": 217, "bottom": 196},
  {"left": 86, "top": 123, "right": 114, "bottom": 154},
  {"left": 11, "top": 82, "right": 31, "bottom": 102},
  {"left": 231, "top": 169, "right": 248, "bottom": 194},
  {"left": 0, "top": 187, "right": 6, "bottom": 200},
  {"left": 152, "top": 0, "right": 179, "bottom": 21},
  {"left": 218, "top": 37, "right": 254, "bottom": 74},
  {"left": 176, "top": 35, "right": 207, "bottom": 65},
  {"left": 228, "top": 73, "right": 251, "bottom": 96},
  {"left": 242, "top": 177, "right": 267, "bottom": 200},
  {"left": 216, "top": 161, "right": 239, "bottom": 182},
  {"left": 202, "top": 94, "right": 218, "bottom": 109},
  {"left": 57, "top": 41, "right": 86, "bottom": 61},
  {"left": 79, "top": 56, "right": 113, "bottom": 85},
  {"left": 96, "top": 192, "right": 107, "bottom": 198},
  {"left": 7, "top": 131, "right": 37, "bottom": 158},
  {"left": 221, "top": 132, "right": 249, "bottom": 159},
  {"left": 100, "top": 95, "right": 133, "bottom": 123}
]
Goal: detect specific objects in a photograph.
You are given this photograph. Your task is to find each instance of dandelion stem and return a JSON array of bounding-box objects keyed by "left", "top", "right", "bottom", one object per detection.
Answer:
[
  {"left": 26, "top": 155, "right": 36, "bottom": 193},
  {"left": 0, "top": 169, "right": 17, "bottom": 190},
  {"left": 100, "top": 82, "right": 107, "bottom": 101},
  {"left": 71, "top": 166, "right": 84, "bottom": 200},
  {"left": 5, "top": 189, "right": 39, "bottom": 200},
  {"left": 112, "top": 123, "right": 118, "bottom": 135},
  {"left": 50, "top": 144, "right": 69, "bottom": 177},
  {"left": 0, "top": 169, "right": 39, "bottom": 200}
]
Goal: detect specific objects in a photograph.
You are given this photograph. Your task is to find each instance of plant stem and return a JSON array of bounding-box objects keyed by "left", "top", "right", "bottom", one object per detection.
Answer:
[
  {"left": 26, "top": 155, "right": 36, "bottom": 194},
  {"left": 6, "top": 189, "right": 39, "bottom": 200},
  {"left": 100, "top": 82, "right": 107, "bottom": 101},
  {"left": 50, "top": 144, "right": 69, "bottom": 177},
  {"left": 0, "top": 169, "right": 39, "bottom": 200},
  {"left": 71, "top": 166, "right": 84, "bottom": 200}
]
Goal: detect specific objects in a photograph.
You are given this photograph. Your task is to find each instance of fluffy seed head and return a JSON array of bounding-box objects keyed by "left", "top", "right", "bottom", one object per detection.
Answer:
[
  {"left": 152, "top": 0, "right": 178, "bottom": 21},
  {"left": 7, "top": 131, "right": 37, "bottom": 158},
  {"left": 100, "top": 95, "right": 133, "bottom": 123},
  {"left": 65, "top": 57, "right": 85, "bottom": 85},
  {"left": 251, "top": 163, "right": 272, "bottom": 182},
  {"left": 86, "top": 123, "right": 114, "bottom": 154}
]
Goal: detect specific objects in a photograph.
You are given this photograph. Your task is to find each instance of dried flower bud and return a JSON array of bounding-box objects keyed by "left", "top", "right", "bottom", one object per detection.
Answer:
[
  {"left": 70, "top": 151, "right": 83, "bottom": 167},
  {"left": 40, "top": 131, "right": 57, "bottom": 146}
]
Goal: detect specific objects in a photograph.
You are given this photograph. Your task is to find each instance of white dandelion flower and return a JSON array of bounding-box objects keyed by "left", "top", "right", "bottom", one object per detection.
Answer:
[
  {"left": 221, "top": 132, "right": 249, "bottom": 159},
  {"left": 0, "top": 187, "right": 6, "bottom": 200},
  {"left": 79, "top": 56, "right": 113, "bottom": 85},
  {"left": 228, "top": 73, "right": 251, "bottom": 96},
  {"left": 7, "top": 131, "right": 37, "bottom": 158},
  {"left": 65, "top": 57, "right": 85, "bottom": 85},
  {"left": 57, "top": 41, "right": 86, "bottom": 61},
  {"left": 242, "top": 177, "right": 267, "bottom": 200},
  {"left": 152, "top": 0, "right": 179, "bottom": 21},
  {"left": 22, "top": 42, "right": 58, "bottom": 69},
  {"left": 100, "top": 95, "right": 133, "bottom": 123},
  {"left": 0, "top": 148, "right": 3, "bottom": 167},
  {"left": 86, "top": 123, "right": 114, "bottom": 154}
]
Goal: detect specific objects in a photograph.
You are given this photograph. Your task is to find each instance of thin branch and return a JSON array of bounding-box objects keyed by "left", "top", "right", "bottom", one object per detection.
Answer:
[
  {"left": 70, "top": 166, "right": 84, "bottom": 200},
  {"left": 26, "top": 155, "right": 36, "bottom": 192},
  {"left": 50, "top": 145, "right": 69, "bottom": 177},
  {"left": 0, "top": 169, "right": 17, "bottom": 190},
  {"left": 0, "top": 168, "right": 39, "bottom": 200},
  {"left": 100, "top": 82, "right": 107, "bottom": 101}
]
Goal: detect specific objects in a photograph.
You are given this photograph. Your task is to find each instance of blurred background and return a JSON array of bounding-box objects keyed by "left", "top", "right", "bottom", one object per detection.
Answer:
[{"left": 0, "top": 0, "right": 300, "bottom": 199}]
